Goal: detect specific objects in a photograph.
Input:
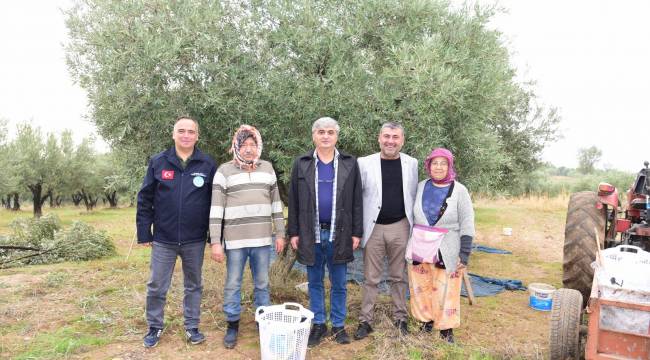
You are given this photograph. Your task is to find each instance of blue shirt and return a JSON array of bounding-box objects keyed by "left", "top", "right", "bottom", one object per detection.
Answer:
[
  {"left": 422, "top": 180, "right": 450, "bottom": 226},
  {"left": 317, "top": 157, "right": 335, "bottom": 223}
]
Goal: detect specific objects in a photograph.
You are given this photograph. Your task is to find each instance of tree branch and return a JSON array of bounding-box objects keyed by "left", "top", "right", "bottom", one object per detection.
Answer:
[
  {"left": 0, "top": 247, "right": 57, "bottom": 268},
  {"left": 0, "top": 245, "right": 42, "bottom": 251}
]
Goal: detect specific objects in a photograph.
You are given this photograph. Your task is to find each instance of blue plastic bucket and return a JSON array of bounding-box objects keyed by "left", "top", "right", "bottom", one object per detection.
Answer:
[{"left": 528, "top": 283, "right": 555, "bottom": 311}]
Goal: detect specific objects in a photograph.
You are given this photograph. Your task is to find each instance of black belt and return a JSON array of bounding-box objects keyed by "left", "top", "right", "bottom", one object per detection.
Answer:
[{"left": 319, "top": 223, "right": 331, "bottom": 230}]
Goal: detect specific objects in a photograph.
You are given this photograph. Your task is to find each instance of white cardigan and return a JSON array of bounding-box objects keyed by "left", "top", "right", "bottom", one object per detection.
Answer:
[{"left": 408, "top": 180, "right": 475, "bottom": 273}]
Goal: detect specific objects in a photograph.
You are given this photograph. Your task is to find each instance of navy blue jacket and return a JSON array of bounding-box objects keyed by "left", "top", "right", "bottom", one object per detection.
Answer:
[{"left": 136, "top": 147, "right": 217, "bottom": 245}]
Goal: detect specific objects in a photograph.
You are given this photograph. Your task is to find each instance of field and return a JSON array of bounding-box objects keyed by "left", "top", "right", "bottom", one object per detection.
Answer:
[{"left": 0, "top": 196, "right": 568, "bottom": 359}]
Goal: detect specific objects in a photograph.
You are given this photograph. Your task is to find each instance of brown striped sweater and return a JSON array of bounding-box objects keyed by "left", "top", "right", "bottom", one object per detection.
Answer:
[{"left": 209, "top": 160, "right": 285, "bottom": 250}]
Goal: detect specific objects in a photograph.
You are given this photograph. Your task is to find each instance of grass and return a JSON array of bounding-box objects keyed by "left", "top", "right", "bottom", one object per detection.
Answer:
[
  {"left": 12, "top": 326, "right": 110, "bottom": 360},
  {"left": 474, "top": 207, "right": 500, "bottom": 227},
  {"left": 44, "top": 271, "right": 69, "bottom": 288},
  {"left": 0, "top": 198, "right": 569, "bottom": 359}
]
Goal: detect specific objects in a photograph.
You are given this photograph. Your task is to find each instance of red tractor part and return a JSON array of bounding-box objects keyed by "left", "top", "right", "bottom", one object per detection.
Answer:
[
  {"left": 562, "top": 162, "right": 650, "bottom": 304},
  {"left": 553, "top": 161, "right": 650, "bottom": 360}
]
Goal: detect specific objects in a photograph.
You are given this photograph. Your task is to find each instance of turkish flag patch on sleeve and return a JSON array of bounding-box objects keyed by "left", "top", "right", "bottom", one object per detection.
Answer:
[{"left": 162, "top": 170, "right": 175, "bottom": 180}]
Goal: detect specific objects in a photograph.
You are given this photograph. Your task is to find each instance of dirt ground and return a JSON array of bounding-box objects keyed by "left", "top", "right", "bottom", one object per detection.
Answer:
[{"left": 0, "top": 197, "right": 567, "bottom": 359}]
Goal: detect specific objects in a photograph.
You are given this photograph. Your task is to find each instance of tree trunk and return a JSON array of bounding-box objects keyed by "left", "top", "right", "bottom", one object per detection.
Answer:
[
  {"left": 72, "top": 193, "right": 83, "bottom": 206},
  {"left": 274, "top": 237, "right": 297, "bottom": 278},
  {"left": 81, "top": 190, "right": 90, "bottom": 211},
  {"left": 89, "top": 195, "right": 99, "bottom": 210},
  {"left": 55, "top": 196, "right": 63, "bottom": 206},
  {"left": 81, "top": 189, "right": 98, "bottom": 211},
  {"left": 40, "top": 191, "right": 50, "bottom": 208},
  {"left": 105, "top": 191, "right": 118, "bottom": 208},
  {"left": 48, "top": 190, "right": 55, "bottom": 208},
  {"left": 28, "top": 183, "right": 43, "bottom": 218},
  {"left": 278, "top": 181, "right": 289, "bottom": 206},
  {"left": 275, "top": 167, "right": 289, "bottom": 205},
  {"left": 11, "top": 193, "right": 20, "bottom": 211}
]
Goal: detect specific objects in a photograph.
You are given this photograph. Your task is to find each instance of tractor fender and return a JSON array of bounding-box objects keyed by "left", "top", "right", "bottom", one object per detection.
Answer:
[{"left": 596, "top": 183, "right": 618, "bottom": 209}]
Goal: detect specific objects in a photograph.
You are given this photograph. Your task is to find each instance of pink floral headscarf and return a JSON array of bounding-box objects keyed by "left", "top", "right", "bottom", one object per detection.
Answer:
[{"left": 424, "top": 148, "right": 456, "bottom": 185}]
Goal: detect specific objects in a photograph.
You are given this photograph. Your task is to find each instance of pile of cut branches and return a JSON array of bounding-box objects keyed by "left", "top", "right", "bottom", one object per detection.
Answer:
[{"left": 0, "top": 214, "right": 116, "bottom": 268}]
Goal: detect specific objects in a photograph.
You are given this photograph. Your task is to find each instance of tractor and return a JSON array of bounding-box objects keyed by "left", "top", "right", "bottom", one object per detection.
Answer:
[{"left": 549, "top": 161, "right": 650, "bottom": 359}]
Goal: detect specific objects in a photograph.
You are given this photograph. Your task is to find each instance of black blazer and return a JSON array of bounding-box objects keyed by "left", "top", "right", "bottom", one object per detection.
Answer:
[{"left": 287, "top": 149, "right": 363, "bottom": 266}]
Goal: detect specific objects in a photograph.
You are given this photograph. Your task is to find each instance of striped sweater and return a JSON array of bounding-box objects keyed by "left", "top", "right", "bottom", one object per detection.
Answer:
[{"left": 209, "top": 160, "right": 285, "bottom": 250}]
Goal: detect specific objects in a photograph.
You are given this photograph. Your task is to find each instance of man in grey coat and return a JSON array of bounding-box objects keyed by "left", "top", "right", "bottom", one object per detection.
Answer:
[{"left": 354, "top": 122, "right": 418, "bottom": 339}]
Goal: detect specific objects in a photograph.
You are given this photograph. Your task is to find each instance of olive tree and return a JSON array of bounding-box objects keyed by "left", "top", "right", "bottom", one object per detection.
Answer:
[
  {"left": 9, "top": 124, "right": 63, "bottom": 217},
  {"left": 65, "top": 0, "right": 558, "bottom": 198},
  {"left": 0, "top": 119, "right": 20, "bottom": 210}
]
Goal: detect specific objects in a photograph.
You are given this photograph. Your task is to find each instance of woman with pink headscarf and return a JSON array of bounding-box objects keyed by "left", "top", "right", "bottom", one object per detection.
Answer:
[{"left": 405, "top": 148, "right": 475, "bottom": 343}]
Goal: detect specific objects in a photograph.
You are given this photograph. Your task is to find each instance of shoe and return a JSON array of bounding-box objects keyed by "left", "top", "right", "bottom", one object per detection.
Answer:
[
  {"left": 440, "top": 328, "right": 454, "bottom": 343},
  {"left": 224, "top": 320, "right": 239, "bottom": 349},
  {"left": 420, "top": 321, "right": 433, "bottom": 333},
  {"left": 307, "top": 323, "right": 328, "bottom": 347},
  {"left": 394, "top": 320, "right": 409, "bottom": 336},
  {"left": 143, "top": 327, "right": 163, "bottom": 348},
  {"left": 331, "top": 326, "right": 350, "bottom": 344},
  {"left": 353, "top": 321, "right": 373, "bottom": 340},
  {"left": 185, "top": 328, "right": 205, "bottom": 345}
]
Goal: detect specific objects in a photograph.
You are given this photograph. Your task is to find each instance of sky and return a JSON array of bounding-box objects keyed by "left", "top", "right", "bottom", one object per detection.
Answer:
[
  {"left": 0, "top": 0, "right": 648, "bottom": 172},
  {"left": 0, "top": 0, "right": 106, "bottom": 149},
  {"left": 488, "top": 0, "right": 650, "bottom": 172}
]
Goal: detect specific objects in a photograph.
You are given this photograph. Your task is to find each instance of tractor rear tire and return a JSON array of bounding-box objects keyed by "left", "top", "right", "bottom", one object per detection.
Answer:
[
  {"left": 563, "top": 191, "right": 606, "bottom": 303},
  {"left": 549, "top": 288, "right": 583, "bottom": 360}
]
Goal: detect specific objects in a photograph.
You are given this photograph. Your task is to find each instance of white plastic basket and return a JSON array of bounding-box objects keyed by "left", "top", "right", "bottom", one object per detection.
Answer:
[{"left": 255, "top": 302, "right": 314, "bottom": 360}]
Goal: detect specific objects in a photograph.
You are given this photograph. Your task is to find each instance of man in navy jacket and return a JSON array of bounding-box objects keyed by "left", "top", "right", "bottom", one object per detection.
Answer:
[{"left": 136, "top": 116, "right": 217, "bottom": 348}]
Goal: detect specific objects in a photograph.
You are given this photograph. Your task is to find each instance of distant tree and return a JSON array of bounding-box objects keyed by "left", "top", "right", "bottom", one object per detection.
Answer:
[
  {"left": 9, "top": 124, "right": 62, "bottom": 217},
  {"left": 555, "top": 166, "right": 571, "bottom": 177},
  {"left": 67, "top": 137, "right": 103, "bottom": 211},
  {"left": 98, "top": 153, "right": 133, "bottom": 208},
  {"left": 55, "top": 130, "right": 77, "bottom": 206},
  {"left": 577, "top": 146, "right": 602, "bottom": 174},
  {"left": 43, "top": 133, "right": 64, "bottom": 208},
  {"left": 109, "top": 149, "right": 144, "bottom": 207},
  {"left": 0, "top": 119, "right": 18, "bottom": 210},
  {"left": 66, "top": 0, "right": 559, "bottom": 197}
]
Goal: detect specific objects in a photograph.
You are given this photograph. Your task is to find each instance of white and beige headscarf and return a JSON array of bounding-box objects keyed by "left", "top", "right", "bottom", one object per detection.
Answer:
[{"left": 230, "top": 124, "right": 263, "bottom": 170}]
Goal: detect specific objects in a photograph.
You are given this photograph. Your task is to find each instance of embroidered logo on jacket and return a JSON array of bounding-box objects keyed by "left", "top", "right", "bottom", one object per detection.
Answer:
[{"left": 162, "top": 170, "right": 175, "bottom": 180}]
